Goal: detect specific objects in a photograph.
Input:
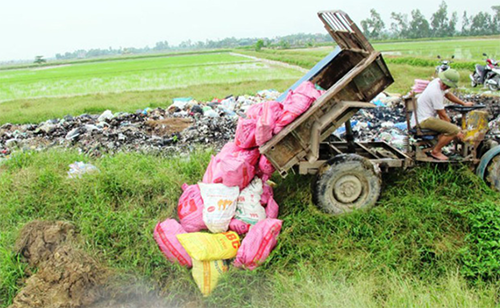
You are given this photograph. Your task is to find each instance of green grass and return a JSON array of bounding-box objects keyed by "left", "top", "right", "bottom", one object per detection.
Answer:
[
  {"left": 0, "top": 52, "right": 302, "bottom": 103},
  {"left": 2, "top": 37, "right": 498, "bottom": 125},
  {"left": 2, "top": 149, "right": 500, "bottom": 307},
  {"left": 373, "top": 38, "right": 500, "bottom": 61},
  {"left": 0, "top": 79, "right": 296, "bottom": 124}
]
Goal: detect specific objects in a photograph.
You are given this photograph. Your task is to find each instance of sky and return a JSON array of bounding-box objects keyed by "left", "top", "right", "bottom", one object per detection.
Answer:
[{"left": 0, "top": 0, "right": 498, "bottom": 62}]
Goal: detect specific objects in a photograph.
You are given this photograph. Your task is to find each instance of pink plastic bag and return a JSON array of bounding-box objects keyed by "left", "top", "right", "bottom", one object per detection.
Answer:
[
  {"left": 265, "top": 196, "right": 279, "bottom": 219},
  {"left": 294, "top": 81, "right": 324, "bottom": 100},
  {"left": 178, "top": 184, "right": 207, "bottom": 232},
  {"left": 260, "top": 183, "right": 274, "bottom": 206},
  {"left": 229, "top": 219, "right": 251, "bottom": 235},
  {"left": 412, "top": 79, "right": 430, "bottom": 93},
  {"left": 218, "top": 158, "right": 255, "bottom": 190},
  {"left": 220, "top": 142, "right": 260, "bottom": 166},
  {"left": 235, "top": 117, "right": 257, "bottom": 149},
  {"left": 154, "top": 219, "right": 192, "bottom": 268},
  {"left": 274, "top": 81, "right": 324, "bottom": 133},
  {"left": 257, "top": 155, "right": 275, "bottom": 178},
  {"left": 203, "top": 156, "right": 224, "bottom": 184},
  {"left": 256, "top": 101, "right": 277, "bottom": 146},
  {"left": 234, "top": 218, "right": 283, "bottom": 270},
  {"left": 203, "top": 152, "right": 256, "bottom": 190},
  {"left": 246, "top": 103, "right": 264, "bottom": 120}
]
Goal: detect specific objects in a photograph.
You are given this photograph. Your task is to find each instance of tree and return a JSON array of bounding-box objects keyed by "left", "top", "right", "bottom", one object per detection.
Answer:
[
  {"left": 255, "top": 39, "right": 264, "bottom": 51},
  {"left": 431, "top": 1, "right": 448, "bottom": 36},
  {"left": 279, "top": 39, "right": 290, "bottom": 49},
  {"left": 361, "top": 9, "right": 385, "bottom": 39},
  {"left": 390, "top": 12, "right": 409, "bottom": 38},
  {"left": 470, "top": 12, "right": 492, "bottom": 35},
  {"left": 430, "top": 1, "right": 456, "bottom": 37},
  {"left": 492, "top": 5, "right": 500, "bottom": 33},
  {"left": 461, "top": 11, "right": 471, "bottom": 36},
  {"left": 408, "top": 9, "right": 431, "bottom": 38},
  {"left": 34, "top": 56, "right": 46, "bottom": 64}
]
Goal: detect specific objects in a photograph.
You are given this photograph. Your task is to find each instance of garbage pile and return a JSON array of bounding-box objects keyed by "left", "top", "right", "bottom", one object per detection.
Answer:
[
  {"left": 153, "top": 81, "right": 325, "bottom": 296},
  {"left": 335, "top": 91, "right": 500, "bottom": 150},
  {"left": 0, "top": 90, "right": 281, "bottom": 161}
]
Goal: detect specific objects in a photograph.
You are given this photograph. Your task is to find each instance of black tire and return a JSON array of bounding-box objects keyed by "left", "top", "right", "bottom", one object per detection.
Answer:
[
  {"left": 470, "top": 73, "right": 479, "bottom": 88},
  {"left": 488, "top": 76, "right": 500, "bottom": 92},
  {"left": 313, "top": 154, "right": 381, "bottom": 215},
  {"left": 485, "top": 155, "right": 500, "bottom": 192}
]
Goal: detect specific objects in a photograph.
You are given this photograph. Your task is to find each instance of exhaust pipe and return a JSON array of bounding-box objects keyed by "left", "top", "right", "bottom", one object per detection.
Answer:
[{"left": 486, "top": 79, "right": 498, "bottom": 85}]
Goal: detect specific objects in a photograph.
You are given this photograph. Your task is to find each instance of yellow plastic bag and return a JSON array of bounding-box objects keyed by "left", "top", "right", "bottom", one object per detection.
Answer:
[
  {"left": 192, "top": 259, "right": 228, "bottom": 297},
  {"left": 177, "top": 231, "right": 240, "bottom": 261}
]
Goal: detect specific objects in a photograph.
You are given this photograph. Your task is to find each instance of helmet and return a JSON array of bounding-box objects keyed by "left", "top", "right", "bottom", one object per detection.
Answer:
[{"left": 438, "top": 69, "right": 459, "bottom": 88}]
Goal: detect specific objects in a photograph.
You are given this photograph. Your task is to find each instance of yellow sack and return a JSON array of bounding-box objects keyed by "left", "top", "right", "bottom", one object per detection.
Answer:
[
  {"left": 192, "top": 259, "right": 228, "bottom": 297},
  {"left": 177, "top": 231, "right": 240, "bottom": 261}
]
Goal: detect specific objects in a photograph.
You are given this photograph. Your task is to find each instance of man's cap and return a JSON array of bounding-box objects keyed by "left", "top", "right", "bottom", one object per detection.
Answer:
[{"left": 438, "top": 69, "right": 460, "bottom": 88}]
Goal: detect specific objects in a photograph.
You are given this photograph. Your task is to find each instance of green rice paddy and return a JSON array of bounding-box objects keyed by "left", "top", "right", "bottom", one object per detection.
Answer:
[{"left": 0, "top": 53, "right": 302, "bottom": 103}]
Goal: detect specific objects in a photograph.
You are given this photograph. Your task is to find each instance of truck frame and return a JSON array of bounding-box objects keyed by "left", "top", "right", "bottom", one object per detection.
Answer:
[{"left": 259, "top": 10, "right": 499, "bottom": 215}]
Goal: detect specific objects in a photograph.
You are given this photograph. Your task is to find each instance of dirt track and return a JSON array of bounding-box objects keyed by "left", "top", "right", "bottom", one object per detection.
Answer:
[{"left": 230, "top": 52, "right": 309, "bottom": 74}]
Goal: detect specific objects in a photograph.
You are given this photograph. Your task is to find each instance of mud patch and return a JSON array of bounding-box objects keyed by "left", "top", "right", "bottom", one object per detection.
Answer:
[
  {"left": 145, "top": 118, "right": 193, "bottom": 136},
  {"left": 9, "top": 220, "right": 184, "bottom": 308},
  {"left": 10, "top": 220, "right": 107, "bottom": 308}
]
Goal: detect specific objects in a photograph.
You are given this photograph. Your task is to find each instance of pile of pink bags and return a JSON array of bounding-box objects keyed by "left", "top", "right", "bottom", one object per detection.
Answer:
[
  {"left": 153, "top": 81, "right": 324, "bottom": 294},
  {"left": 412, "top": 79, "right": 430, "bottom": 94},
  {"left": 236, "top": 81, "right": 325, "bottom": 145}
]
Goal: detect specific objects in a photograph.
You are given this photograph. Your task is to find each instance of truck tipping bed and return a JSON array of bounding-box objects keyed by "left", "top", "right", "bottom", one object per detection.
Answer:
[{"left": 260, "top": 10, "right": 394, "bottom": 176}]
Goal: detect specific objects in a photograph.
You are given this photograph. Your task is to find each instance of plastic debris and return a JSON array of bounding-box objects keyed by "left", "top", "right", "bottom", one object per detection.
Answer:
[{"left": 67, "top": 162, "right": 99, "bottom": 178}]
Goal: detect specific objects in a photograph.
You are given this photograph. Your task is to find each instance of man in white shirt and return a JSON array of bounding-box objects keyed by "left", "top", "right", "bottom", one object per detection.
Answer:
[{"left": 411, "top": 69, "right": 474, "bottom": 160}]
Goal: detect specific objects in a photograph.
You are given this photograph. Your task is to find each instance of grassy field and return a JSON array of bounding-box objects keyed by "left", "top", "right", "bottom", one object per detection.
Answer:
[
  {"left": 0, "top": 53, "right": 301, "bottom": 103},
  {"left": 3, "top": 37, "right": 500, "bottom": 307},
  {"left": 2, "top": 150, "right": 500, "bottom": 307},
  {"left": 373, "top": 38, "right": 500, "bottom": 60},
  {"left": 1, "top": 37, "right": 499, "bottom": 125}
]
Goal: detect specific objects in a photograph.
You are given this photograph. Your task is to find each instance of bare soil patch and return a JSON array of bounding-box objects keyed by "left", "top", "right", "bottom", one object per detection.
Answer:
[
  {"left": 145, "top": 118, "right": 193, "bottom": 136},
  {"left": 9, "top": 220, "right": 185, "bottom": 308}
]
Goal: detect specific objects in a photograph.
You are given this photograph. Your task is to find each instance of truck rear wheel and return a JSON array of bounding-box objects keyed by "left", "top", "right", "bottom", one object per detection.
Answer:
[
  {"left": 485, "top": 155, "right": 500, "bottom": 191},
  {"left": 313, "top": 154, "right": 381, "bottom": 215}
]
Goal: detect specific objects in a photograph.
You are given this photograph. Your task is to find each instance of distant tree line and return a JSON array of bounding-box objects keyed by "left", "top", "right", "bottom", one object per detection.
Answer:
[
  {"left": 361, "top": 1, "right": 500, "bottom": 39},
  {"left": 54, "top": 33, "right": 332, "bottom": 60},
  {"left": 52, "top": 1, "right": 499, "bottom": 61}
]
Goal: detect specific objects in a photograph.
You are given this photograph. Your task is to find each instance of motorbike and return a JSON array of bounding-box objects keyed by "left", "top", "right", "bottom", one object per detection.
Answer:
[
  {"left": 470, "top": 53, "right": 500, "bottom": 91},
  {"left": 435, "top": 55, "right": 454, "bottom": 75}
]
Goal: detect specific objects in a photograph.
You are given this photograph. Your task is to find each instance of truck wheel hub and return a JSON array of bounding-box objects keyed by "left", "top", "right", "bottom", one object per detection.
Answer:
[{"left": 334, "top": 175, "right": 363, "bottom": 203}]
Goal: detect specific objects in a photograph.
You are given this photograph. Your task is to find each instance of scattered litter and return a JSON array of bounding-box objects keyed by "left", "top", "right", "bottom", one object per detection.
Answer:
[
  {"left": 67, "top": 161, "right": 99, "bottom": 178},
  {"left": 97, "top": 110, "right": 114, "bottom": 123}
]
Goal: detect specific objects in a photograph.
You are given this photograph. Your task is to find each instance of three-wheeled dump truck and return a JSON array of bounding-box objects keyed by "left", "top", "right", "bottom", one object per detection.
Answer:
[{"left": 259, "top": 10, "right": 500, "bottom": 215}]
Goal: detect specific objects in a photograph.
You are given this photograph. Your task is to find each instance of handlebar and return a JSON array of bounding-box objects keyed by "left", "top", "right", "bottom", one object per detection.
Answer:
[{"left": 445, "top": 104, "right": 486, "bottom": 112}]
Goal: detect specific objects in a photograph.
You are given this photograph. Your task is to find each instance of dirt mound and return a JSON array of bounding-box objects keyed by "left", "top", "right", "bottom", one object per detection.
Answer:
[
  {"left": 145, "top": 118, "right": 193, "bottom": 136},
  {"left": 14, "top": 220, "right": 75, "bottom": 267},
  {"left": 10, "top": 220, "right": 185, "bottom": 308},
  {"left": 10, "top": 220, "right": 107, "bottom": 308}
]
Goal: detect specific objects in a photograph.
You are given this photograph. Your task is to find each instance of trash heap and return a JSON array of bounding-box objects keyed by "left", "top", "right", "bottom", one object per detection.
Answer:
[
  {"left": 0, "top": 90, "right": 280, "bottom": 161},
  {"left": 2, "top": 84, "right": 500, "bottom": 163},
  {"left": 153, "top": 81, "right": 325, "bottom": 296}
]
